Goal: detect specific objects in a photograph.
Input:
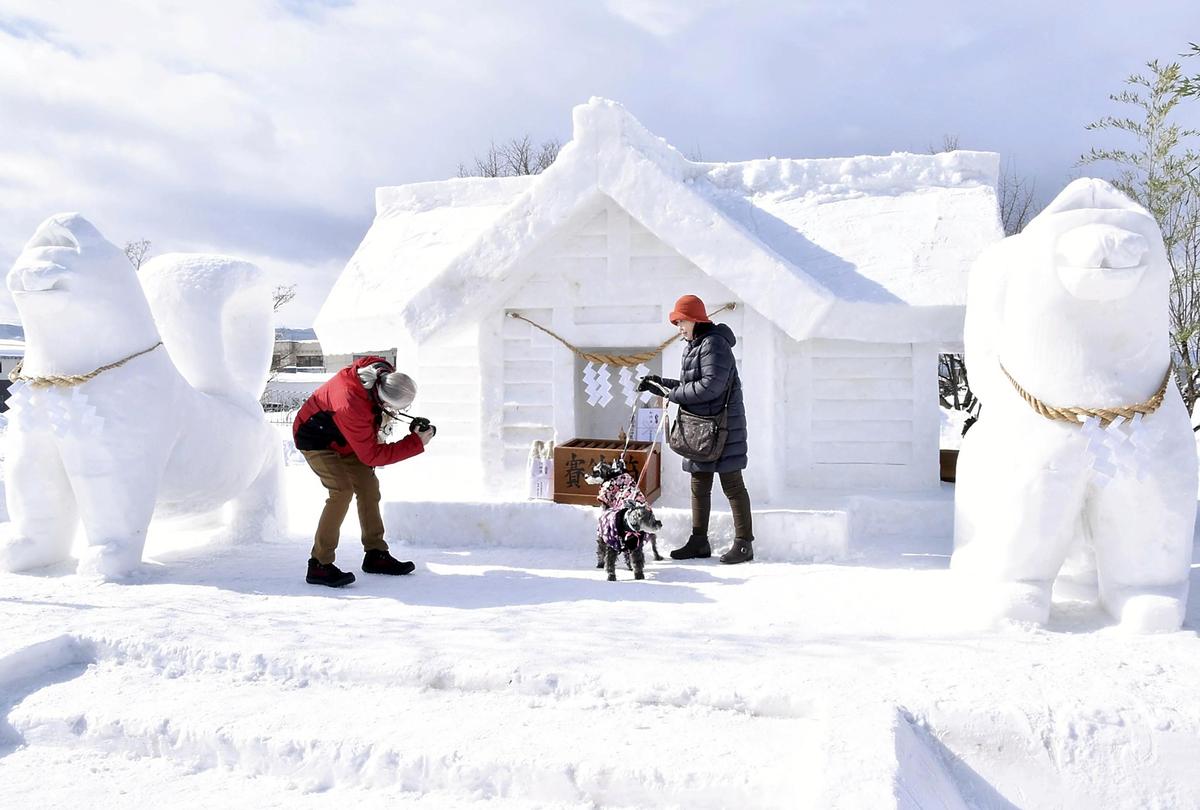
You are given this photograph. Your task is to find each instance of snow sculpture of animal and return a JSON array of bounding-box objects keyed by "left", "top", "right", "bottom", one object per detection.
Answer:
[
  {"left": 952, "top": 179, "right": 1197, "bottom": 632},
  {"left": 0, "top": 213, "right": 281, "bottom": 579},
  {"left": 586, "top": 458, "right": 662, "bottom": 581}
]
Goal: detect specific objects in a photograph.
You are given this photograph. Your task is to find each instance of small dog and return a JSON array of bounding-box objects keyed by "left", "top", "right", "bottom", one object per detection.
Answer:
[{"left": 585, "top": 458, "right": 664, "bottom": 581}]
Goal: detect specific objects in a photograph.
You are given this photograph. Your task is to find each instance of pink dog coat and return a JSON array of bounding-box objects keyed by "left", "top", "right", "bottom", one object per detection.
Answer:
[{"left": 596, "top": 472, "right": 653, "bottom": 550}]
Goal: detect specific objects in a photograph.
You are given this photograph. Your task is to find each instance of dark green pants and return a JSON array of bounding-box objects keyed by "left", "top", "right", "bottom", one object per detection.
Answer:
[{"left": 691, "top": 470, "right": 753, "bottom": 541}]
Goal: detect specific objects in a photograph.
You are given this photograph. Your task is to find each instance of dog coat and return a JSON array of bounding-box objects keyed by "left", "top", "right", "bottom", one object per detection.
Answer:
[{"left": 596, "top": 472, "right": 653, "bottom": 551}]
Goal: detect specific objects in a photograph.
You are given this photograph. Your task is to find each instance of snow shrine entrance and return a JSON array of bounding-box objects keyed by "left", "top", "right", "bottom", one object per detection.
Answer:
[{"left": 573, "top": 349, "right": 663, "bottom": 441}]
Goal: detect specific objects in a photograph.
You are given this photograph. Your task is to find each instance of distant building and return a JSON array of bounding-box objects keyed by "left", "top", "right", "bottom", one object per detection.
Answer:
[
  {"left": 0, "top": 324, "right": 24, "bottom": 412},
  {"left": 264, "top": 327, "right": 398, "bottom": 411},
  {"left": 273, "top": 327, "right": 325, "bottom": 372}
]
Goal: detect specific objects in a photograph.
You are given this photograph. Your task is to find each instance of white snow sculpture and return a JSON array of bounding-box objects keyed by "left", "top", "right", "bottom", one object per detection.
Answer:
[
  {"left": 952, "top": 179, "right": 1197, "bottom": 632},
  {"left": 0, "top": 214, "right": 281, "bottom": 579}
]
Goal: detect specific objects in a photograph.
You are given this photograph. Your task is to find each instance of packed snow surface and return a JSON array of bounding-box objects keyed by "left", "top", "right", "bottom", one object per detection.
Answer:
[{"left": 3, "top": 456, "right": 1200, "bottom": 809}]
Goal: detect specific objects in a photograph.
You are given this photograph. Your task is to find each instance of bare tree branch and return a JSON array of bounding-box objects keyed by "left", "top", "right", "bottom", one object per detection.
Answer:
[
  {"left": 459, "top": 135, "right": 561, "bottom": 177},
  {"left": 124, "top": 239, "right": 151, "bottom": 271},
  {"left": 997, "top": 160, "right": 1040, "bottom": 236},
  {"left": 928, "top": 134, "right": 960, "bottom": 154},
  {"left": 1079, "top": 59, "right": 1200, "bottom": 412},
  {"left": 272, "top": 284, "right": 297, "bottom": 312}
]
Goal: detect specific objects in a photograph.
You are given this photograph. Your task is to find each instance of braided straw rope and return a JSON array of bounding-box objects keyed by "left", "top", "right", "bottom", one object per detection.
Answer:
[
  {"left": 8, "top": 341, "right": 164, "bottom": 389},
  {"left": 1000, "top": 359, "right": 1173, "bottom": 427},
  {"left": 507, "top": 303, "right": 736, "bottom": 367}
]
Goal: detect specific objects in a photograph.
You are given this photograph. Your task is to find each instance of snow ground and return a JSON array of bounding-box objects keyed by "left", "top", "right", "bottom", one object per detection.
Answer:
[{"left": 4, "top": 456, "right": 1200, "bottom": 808}]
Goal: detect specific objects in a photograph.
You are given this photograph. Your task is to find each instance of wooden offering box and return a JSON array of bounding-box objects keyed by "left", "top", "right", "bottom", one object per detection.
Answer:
[{"left": 552, "top": 439, "right": 661, "bottom": 506}]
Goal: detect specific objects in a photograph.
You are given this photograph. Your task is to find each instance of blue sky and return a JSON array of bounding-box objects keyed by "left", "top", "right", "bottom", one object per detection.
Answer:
[{"left": 1, "top": 0, "right": 1197, "bottom": 325}]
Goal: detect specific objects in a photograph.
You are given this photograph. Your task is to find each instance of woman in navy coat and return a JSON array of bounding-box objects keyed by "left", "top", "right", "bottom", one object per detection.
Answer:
[{"left": 639, "top": 295, "right": 753, "bottom": 564}]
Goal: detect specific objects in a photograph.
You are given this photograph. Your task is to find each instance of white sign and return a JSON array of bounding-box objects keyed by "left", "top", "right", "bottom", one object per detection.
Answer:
[{"left": 634, "top": 407, "right": 666, "bottom": 442}]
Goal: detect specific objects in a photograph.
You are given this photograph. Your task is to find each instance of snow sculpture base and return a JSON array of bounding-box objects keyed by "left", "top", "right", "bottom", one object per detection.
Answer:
[
  {"left": 0, "top": 214, "right": 281, "bottom": 580},
  {"left": 951, "top": 179, "right": 1197, "bottom": 633}
]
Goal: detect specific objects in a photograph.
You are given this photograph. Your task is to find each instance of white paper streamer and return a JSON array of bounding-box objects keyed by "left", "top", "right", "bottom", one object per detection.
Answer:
[{"left": 1080, "top": 413, "right": 1163, "bottom": 486}]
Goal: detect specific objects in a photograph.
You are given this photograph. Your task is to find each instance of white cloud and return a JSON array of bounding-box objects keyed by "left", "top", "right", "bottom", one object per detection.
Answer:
[
  {"left": 1, "top": 0, "right": 1197, "bottom": 329},
  {"left": 603, "top": 0, "right": 736, "bottom": 36}
]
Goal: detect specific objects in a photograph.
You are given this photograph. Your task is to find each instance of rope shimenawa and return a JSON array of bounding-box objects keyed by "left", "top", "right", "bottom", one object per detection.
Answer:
[
  {"left": 8, "top": 342, "right": 164, "bottom": 389},
  {"left": 1000, "top": 359, "right": 1173, "bottom": 427},
  {"left": 507, "top": 303, "right": 737, "bottom": 367}
]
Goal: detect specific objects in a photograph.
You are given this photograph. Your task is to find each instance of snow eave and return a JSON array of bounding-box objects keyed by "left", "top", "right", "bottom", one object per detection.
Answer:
[{"left": 812, "top": 300, "right": 966, "bottom": 345}]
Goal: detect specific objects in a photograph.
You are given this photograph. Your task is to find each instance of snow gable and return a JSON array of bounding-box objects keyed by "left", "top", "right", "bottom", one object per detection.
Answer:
[
  {"left": 315, "top": 98, "right": 1002, "bottom": 353},
  {"left": 314, "top": 176, "right": 533, "bottom": 354}
]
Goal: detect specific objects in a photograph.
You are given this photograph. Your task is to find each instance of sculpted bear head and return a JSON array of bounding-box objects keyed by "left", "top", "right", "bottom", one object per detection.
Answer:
[
  {"left": 971, "top": 179, "right": 1172, "bottom": 406},
  {"left": 8, "top": 213, "right": 158, "bottom": 374},
  {"left": 1006, "top": 178, "right": 1168, "bottom": 316}
]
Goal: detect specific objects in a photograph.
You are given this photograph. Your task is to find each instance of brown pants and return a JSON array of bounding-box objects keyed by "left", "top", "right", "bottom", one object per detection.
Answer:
[
  {"left": 303, "top": 449, "right": 388, "bottom": 564},
  {"left": 691, "top": 470, "right": 754, "bottom": 541}
]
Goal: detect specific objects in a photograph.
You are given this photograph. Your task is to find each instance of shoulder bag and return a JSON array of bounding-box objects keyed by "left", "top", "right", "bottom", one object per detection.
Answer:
[{"left": 666, "top": 373, "right": 736, "bottom": 463}]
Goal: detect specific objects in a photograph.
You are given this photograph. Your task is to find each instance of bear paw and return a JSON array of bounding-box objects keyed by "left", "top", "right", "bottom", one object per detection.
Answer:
[
  {"left": 76, "top": 542, "right": 144, "bottom": 581},
  {"left": 972, "top": 581, "right": 1052, "bottom": 627},
  {"left": 0, "top": 532, "right": 72, "bottom": 573},
  {"left": 1116, "top": 594, "right": 1185, "bottom": 634}
]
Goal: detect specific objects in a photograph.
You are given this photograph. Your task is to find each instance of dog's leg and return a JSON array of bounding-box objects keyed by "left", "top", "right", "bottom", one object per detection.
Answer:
[
  {"left": 650, "top": 535, "right": 663, "bottom": 561},
  {"left": 0, "top": 430, "right": 79, "bottom": 572},
  {"left": 596, "top": 538, "right": 606, "bottom": 569},
  {"left": 58, "top": 439, "right": 165, "bottom": 580},
  {"left": 605, "top": 547, "right": 617, "bottom": 581},
  {"left": 633, "top": 543, "right": 646, "bottom": 580},
  {"left": 623, "top": 548, "right": 633, "bottom": 571},
  {"left": 230, "top": 437, "right": 284, "bottom": 543}
]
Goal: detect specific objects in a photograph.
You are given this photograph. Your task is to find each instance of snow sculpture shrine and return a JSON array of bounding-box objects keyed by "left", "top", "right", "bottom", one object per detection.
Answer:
[
  {"left": 0, "top": 214, "right": 281, "bottom": 579},
  {"left": 952, "top": 179, "right": 1197, "bottom": 632},
  {"left": 315, "top": 98, "right": 1003, "bottom": 554}
]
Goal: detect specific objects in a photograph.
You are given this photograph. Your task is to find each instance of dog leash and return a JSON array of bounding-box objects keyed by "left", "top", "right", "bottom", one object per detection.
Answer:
[
  {"left": 634, "top": 401, "right": 669, "bottom": 491},
  {"left": 618, "top": 400, "right": 639, "bottom": 463}
]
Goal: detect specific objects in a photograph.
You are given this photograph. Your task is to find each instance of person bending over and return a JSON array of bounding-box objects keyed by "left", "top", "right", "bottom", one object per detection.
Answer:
[{"left": 293, "top": 356, "right": 435, "bottom": 587}]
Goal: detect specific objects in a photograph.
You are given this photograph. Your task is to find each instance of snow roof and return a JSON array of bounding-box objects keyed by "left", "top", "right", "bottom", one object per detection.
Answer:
[{"left": 316, "top": 98, "right": 1001, "bottom": 352}]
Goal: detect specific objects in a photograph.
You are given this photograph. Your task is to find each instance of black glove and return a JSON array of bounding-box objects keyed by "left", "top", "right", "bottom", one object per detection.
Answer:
[{"left": 636, "top": 374, "right": 665, "bottom": 393}]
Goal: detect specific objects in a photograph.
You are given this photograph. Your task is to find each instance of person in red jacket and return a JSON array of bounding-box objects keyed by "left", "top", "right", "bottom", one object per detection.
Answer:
[{"left": 293, "top": 356, "right": 435, "bottom": 587}]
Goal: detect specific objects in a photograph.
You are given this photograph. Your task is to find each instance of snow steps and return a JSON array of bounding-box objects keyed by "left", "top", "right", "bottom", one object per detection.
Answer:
[
  {"left": 383, "top": 500, "right": 851, "bottom": 561},
  {"left": 8, "top": 651, "right": 820, "bottom": 807},
  {"left": 2, "top": 636, "right": 971, "bottom": 808}
]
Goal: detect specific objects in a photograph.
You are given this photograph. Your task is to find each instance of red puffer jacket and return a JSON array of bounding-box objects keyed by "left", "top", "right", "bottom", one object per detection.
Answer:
[{"left": 292, "top": 356, "right": 424, "bottom": 467}]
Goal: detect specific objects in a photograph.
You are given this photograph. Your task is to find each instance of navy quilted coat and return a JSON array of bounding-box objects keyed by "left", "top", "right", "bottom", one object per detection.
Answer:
[{"left": 663, "top": 322, "right": 747, "bottom": 474}]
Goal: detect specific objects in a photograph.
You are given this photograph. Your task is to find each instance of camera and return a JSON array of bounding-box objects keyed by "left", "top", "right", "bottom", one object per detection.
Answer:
[{"left": 408, "top": 416, "right": 436, "bottom": 437}]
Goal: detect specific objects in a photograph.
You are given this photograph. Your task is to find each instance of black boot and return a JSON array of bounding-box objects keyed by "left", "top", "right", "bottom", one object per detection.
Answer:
[
  {"left": 720, "top": 538, "right": 754, "bottom": 564},
  {"left": 362, "top": 549, "right": 416, "bottom": 575},
  {"left": 306, "top": 558, "right": 355, "bottom": 588},
  {"left": 670, "top": 534, "right": 712, "bottom": 560}
]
